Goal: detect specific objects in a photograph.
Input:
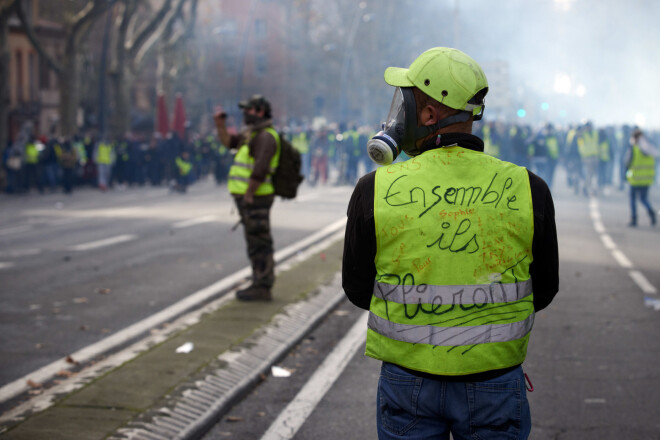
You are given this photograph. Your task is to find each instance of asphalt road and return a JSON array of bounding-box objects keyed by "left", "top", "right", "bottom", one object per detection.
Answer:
[
  {"left": 0, "top": 180, "right": 353, "bottom": 389},
  {"left": 203, "top": 170, "right": 660, "bottom": 440}
]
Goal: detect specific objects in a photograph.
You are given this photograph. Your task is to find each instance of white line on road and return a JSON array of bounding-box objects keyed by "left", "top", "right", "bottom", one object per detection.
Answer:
[
  {"left": 600, "top": 234, "right": 617, "bottom": 250},
  {"left": 0, "top": 248, "right": 41, "bottom": 258},
  {"left": 0, "top": 217, "right": 347, "bottom": 405},
  {"left": 69, "top": 234, "right": 137, "bottom": 251},
  {"left": 0, "top": 225, "right": 33, "bottom": 236},
  {"left": 611, "top": 249, "right": 633, "bottom": 268},
  {"left": 629, "top": 270, "right": 658, "bottom": 294},
  {"left": 593, "top": 220, "right": 606, "bottom": 233},
  {"left": 261, "top": 311, "right": 368, "bottom": 440},
  {"left": 172, "top": 215, "right": 217, "bottom": 229},
  {"left": 589, "top": 197, "right": 658, "bottom": 297},
  {"left": 0, "top": 262, "right": 15, "bottom": 270}
]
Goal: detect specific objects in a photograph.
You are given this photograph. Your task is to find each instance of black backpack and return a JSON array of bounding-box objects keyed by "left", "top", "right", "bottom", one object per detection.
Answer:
[{"left": 273, "top": 132, "right": 304, "bottom": 199}]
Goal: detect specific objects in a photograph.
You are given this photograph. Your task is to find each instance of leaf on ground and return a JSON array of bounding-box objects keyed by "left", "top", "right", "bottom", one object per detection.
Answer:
[
  {"left": 96, "top": 288, "right": 112, "bottom": 295},
  {"left": 56, "top": 370, "right": 74, "bottom": 378},
  {"left": 73, "top": 297, "right": 89, "bottom": 304},
  {"left": 65, "top": 355, "right": 79, "bottom": 365},
  {"left": 226, "top": 416, "right": 243, "bottom": 422},
  {"left": 27, "top": 379, "right": 42, "bottom": 388}
]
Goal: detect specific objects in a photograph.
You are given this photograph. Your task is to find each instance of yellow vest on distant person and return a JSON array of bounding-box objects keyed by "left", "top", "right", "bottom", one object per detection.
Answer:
[
  {"left": 228, "top": 128, "right": 281, "bottom": 196},
  {"left": 627, "top": 145, "right": 656, "bottom": 187}
]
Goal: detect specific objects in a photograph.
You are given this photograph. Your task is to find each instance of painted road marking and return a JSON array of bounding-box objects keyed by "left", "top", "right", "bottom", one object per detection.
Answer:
[
  {"left": 0, "top": 248, "right": 41, "bottom": 258},
  {"left": 0, "top": 225, "right": 33, "bottom": 236},
  {"left": 261, "top": 311, "right": 369, "bottom": 440},
  {"left": 589, "top": 197, "right": 658, "bottom": 298},
  {"left": 611, "top": 249, "right": 633, "bottom": 268},
  {"left": 0, "top": 217, "right": 347, "bottom": 406},
  {"left": 629, "top": 270, "right": 658, "bottom": 294},
  {"left": 172, "top": 215, "right": 217, "bottom": 229},
  {"left": 69, "top": 234, "right": 137, "bottom": 251},
  {"left": 600, "top": 234, "right": 616, "bottom": 250},
  {"left": 0, "top": 262, "right": 15, "bottom": 270}
]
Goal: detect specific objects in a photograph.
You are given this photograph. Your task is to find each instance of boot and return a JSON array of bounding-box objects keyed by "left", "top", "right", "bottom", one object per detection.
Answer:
[
  {"left": 650, "top": 210, "right": 657, "bottom": 227},
  {"left": 236, "top": 286, "right": 272, "bottom": 301}
]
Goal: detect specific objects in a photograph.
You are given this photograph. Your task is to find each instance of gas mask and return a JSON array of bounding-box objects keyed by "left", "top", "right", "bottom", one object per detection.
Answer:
[
  {"left": 367, "top": 87, "right": 475, "bottom": 165},
  {"left": 243, "top": 110, "right": 261, "bottom": 126}
]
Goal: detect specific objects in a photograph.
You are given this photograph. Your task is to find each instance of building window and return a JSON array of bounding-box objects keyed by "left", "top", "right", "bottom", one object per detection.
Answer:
[
  {"left": 16, "top": 50, "right": 24, "bottom": 102},
  {"left": 254, "top": 19, "right": 267, "bottom": 38},
  {"left": 255, "top": 53, "right": 267, "bottom": 76}
]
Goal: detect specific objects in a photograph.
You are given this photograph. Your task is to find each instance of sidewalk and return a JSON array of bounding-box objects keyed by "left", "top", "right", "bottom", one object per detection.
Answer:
[{"left": 0, "top": 237, "right": 345, "bottom": 440}]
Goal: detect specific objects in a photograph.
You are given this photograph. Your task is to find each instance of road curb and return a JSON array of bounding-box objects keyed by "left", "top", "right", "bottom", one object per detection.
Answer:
[{"left": 110, "top": 274, "right": 344, "bottom": 440}]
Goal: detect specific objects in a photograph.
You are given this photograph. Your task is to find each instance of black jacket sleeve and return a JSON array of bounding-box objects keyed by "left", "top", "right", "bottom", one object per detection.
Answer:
[
  {"left": 342, "top": 171, "right": 377, "bottom": 310},
  {"left": 527, "top": 170, "right": 559, "bottom": 312}
]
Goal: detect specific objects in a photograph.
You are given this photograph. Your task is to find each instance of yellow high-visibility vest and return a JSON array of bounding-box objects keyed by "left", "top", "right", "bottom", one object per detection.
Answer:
[
  {"left": 627, "top": 145, "right": 655, "bottom": 187},
  {"left": 368, "top": 146, "right": 535, "bottom": 375},
  {"left": 227, "top": 128, "right": 281, "bottom": 196}
]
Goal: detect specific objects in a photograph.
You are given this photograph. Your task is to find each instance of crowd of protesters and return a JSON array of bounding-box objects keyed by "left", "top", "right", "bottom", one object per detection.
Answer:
[{"left": 2, "top": 119, "right": 657, "bottom": 197}]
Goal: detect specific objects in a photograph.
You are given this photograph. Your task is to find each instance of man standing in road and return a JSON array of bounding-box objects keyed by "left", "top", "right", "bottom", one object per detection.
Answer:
[
  {"left": 342, "top": 47, "right": 559, "bottom": 439},
  {"left": 625, "top": 127, "right": 657, "bottom": 227},
  {"left": 214, "top": 95, "right": 280, "bottom": 301}
]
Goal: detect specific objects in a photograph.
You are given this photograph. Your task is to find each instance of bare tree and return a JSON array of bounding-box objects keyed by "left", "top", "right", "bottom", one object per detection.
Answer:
[
  {"left": 15, "top": 0, "right": 117, "bottom": 137},
  {"left": 108, "top": 0, "right": 198, "bottom": 138}
]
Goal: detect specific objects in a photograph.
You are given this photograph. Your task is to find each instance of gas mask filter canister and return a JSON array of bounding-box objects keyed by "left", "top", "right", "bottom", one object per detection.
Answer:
[{"left": 367, "top": 88, "right": 408, "bottom": 166}]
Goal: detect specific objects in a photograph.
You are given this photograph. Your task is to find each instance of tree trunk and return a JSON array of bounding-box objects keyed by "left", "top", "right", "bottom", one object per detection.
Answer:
[
  {"left": 58, "top": 42, "right": 79, "bottom": 137},
  {"left": 0, "top": 6, "right": 11, "bottom": 188},
  {"left": 110, "top": 67, "right": 132, "bottom": 137}
]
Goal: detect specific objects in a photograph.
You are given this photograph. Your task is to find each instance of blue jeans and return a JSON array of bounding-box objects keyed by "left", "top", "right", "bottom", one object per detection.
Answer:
[
  {"left": 377, "top": 362, "right": 531, "bottom": 440},
  {"left": 629, "top": 186, "right": 654, "bottom": 223}
]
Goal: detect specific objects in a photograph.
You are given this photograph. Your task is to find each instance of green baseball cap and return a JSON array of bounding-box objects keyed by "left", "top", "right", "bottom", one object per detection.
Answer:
[{"left": 384, "top": 47, "right": 488, "bottom": 116}]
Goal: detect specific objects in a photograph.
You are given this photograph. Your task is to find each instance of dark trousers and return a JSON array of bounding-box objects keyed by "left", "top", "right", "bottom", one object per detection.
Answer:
[
  {"left": 62, "top": 168, "right": 75, "bottom": 194},
  {"left": 234, "top": 194, "right": 275, "bottom": 289},
  {"left": 629, "top": 185, "right": 655, "bottom": 223}
]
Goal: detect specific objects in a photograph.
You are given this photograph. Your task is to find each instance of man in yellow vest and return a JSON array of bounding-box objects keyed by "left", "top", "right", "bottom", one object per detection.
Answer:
[
  {"left": 94, "top": 138, "right": 115, "bottom": 191},
  {"left": 214, "top": 95, "right": 280, "bottom": 301},
  {"left": 625, "top": 127, "right": 657, "bottom": 227},
  {"left": 343, "top": 47, "right": 559, "bottom": 439},
  {"left": 577, "top": 121, "right": 599, "bottom": 196}
]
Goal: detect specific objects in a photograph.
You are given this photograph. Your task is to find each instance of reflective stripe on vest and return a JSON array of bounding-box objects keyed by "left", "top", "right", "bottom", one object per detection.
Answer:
[
  {"left": 228, "top": 127, "right": 280, "bottom": 195},
  {"left": 627, "top": 145, "right": 656, "bottom": 187},
  {"left": 368, "top": 146, "right": 535, "bottom": 376}
]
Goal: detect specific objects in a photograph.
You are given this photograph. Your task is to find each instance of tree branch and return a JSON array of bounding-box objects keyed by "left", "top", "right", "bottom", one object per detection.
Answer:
[
  {"left": 69, "top": 0, "right": 118, "bottom": 46},
  {"left": 15, "top": 0, "right": 62, "bottom": 74},
  {"left": 127, "top": 0, "right": 173, "bottom": 58}
]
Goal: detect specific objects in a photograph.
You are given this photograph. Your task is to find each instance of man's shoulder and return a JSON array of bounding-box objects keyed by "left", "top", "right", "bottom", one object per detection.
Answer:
[{"left": 253, "top": 127, "right": 278, "bottom": 145}]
